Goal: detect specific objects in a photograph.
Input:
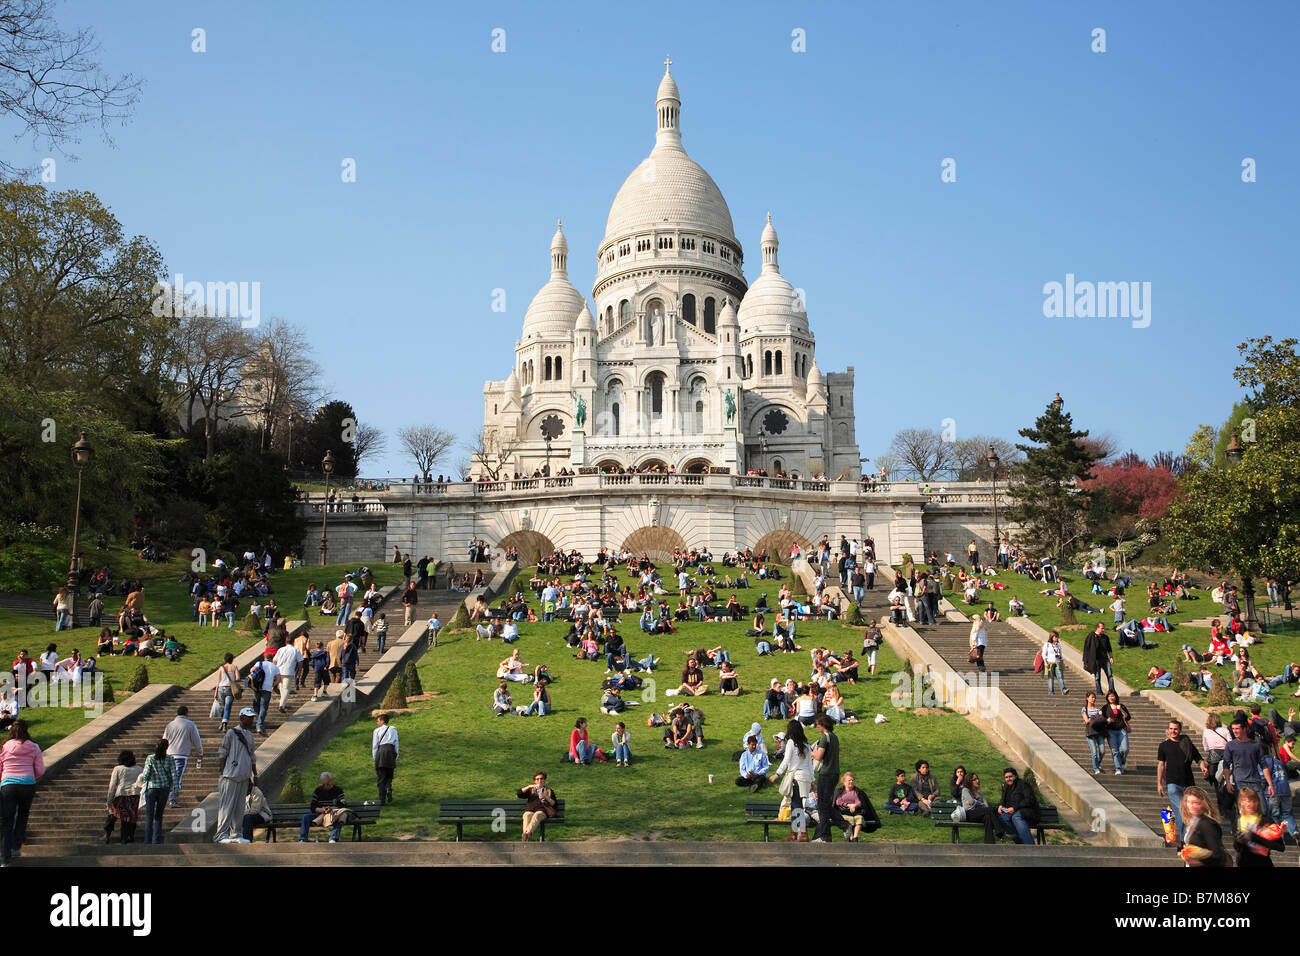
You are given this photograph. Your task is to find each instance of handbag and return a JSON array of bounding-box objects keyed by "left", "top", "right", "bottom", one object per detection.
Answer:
[
  {"left": 967, "top": 647, "right": 981, "bottom": 665},
  {"left": 1033, "top": 650, "right": 1044, "bottom": 675},
  {"left": 778, "top": 772, "right": 794, "bottom": 798},
  {"left": 951, "top": 804, "right": 967, "bottom": 822}
]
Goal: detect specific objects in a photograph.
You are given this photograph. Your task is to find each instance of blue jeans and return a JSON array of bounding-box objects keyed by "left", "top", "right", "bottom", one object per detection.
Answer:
[
  {"left": 55, "top": 609, "right": 71, "bottom": 631},
  {"left": 523, "top": 699, "right": 549, "bottom": 716},
  {"left": 1092, "top": 660, "right": 1116, "bottom": 695},
  {"left": 764, "top": 698, "right": 786, "bottom": 719},
  {"left": 300, "top": 812, "right": 343, "bottom": 841},
  {"left": 999, "top": 809, "right": 1035, "bottom": 845},
  {"left": 254, "top": 689, "right": 271, "bottom": 731},
  {"left": 1045, "top": 662, "right": 1067, "bottom": 695},
  {"left": 576, "top": 740, "right": 597, "bottom": 764},
  {"left": 1107, "top": 729, "right": 1128, "bottom": 771},
  {"left": 336, "top": 601, "right": 352, "bottom": 627},
  {"left": 756, "top": 641, "right": 772, "bottom": 655},
  {"left": 1087, "top": 735, "right": 1106, "bottom": 772},
  {"left": 1268, "top": 792, "right": 1296, "bottom": 835},
  {"left": 714, "top": 650, "right": 731, "bottom": 665},
  {"left": 614, "top": 742, "right": 631, "bottom": 763},
  {"left": 853, "top": 586, "right": 865, "bottom": 604},
  {"left": 1165, "top": 783, "right": 1185, "bottom": 841},
  {"left": 226, "top": 611, "right": 235, "bottom": 628},
  {"left": 145, "top": 787, "right": 169, "bottom": 843},
  {"left": 219, "top": 688, "right": 234, "bottom": 723}
]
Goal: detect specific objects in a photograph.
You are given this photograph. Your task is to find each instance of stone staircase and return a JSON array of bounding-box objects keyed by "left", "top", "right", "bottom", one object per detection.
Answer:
[
  {"left": 853, "top": 587, "right": 1171, "bottom": 840},
  {"left": 25, "top": 608, "right": 401, "bottom": 845},
  {"left": 0, "top": 593, "right": 88, "bottom": 628}
]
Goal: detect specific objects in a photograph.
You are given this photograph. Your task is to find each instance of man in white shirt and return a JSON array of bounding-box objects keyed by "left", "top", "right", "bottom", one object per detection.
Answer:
[
  {"left": 163, "top": 704, "right": 204, "bottom": 808},
  {"left": 273, "top": 641, "right": 303, "bottom": 712},
  {"left": 372, "top": 713, "right": 399, "bottom": 805},
  {"left": 502, "top": 620, "right": 520, "bottom": 644},
  {"left": 250, "top": 656, "right": 280, "bottom": 734}
]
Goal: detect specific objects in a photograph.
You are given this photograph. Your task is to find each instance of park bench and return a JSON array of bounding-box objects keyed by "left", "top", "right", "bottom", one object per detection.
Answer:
[
  {"left": 438, "top": 798, "right": 567, "bottom": 841},
  {"left": 929, "top": 800, "right": 1063, "bottom": 844},
  {"left": 744, "top": 800, "right": 881, "bottom": 842},
  {"left": 262, "top": 802, "right": 383, "bottom": 842}
]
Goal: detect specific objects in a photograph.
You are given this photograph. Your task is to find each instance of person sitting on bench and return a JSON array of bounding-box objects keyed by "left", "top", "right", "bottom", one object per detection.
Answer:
[{"left": 299, "top": 772, "right": 348, "bottom": 843}]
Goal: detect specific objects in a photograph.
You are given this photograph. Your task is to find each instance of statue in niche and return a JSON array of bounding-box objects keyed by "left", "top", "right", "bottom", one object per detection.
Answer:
[
  {"left": 648, "top": 308, "right": 664, "bottom": 346},
  {"left": 723, "top": 389, "right": 736, "bottom": 424},
  {"left": 570, "top": 390, "right": 586, "bottom": 429}
]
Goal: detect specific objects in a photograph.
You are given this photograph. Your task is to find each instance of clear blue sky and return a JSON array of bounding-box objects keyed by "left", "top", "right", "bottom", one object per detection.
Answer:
[{"left": 11, "top": 0, "right": 1297, "bottom": 477}]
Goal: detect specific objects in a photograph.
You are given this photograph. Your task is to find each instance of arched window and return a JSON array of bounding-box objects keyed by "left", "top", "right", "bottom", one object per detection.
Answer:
[
  {"left": 612, "top": 402, "right": 620, "bottom": 436},
  {"left": 764, "top": 351, "right": 772, "bottom": 376},
  {"left": 746, "top": 355, "right": 754, "bottom": 378},
  {"left": 605, "top": 305, "right": 613, "bottom": 334},
  {"left": 544, "top": 356, "right": 552, "bottom": 381},
  {"left": 648, "top": 372, "right": 664, "bottom": 418},
  {"left": 619, "top": 299, "right": 631, "bottom": 326},
  {"left": 682, "top": 293, "right": 696, "bottom": 326},
  {"left": 554, "top": 356, "right": 563, "bottom": 381},
  {"left": 773, "top": 458, "right": 783, "bottom": 474},
  {"left": 695, "top": 400, "right": 704, "bottom": 433},
  {"left": 775, "top": 351, "right": 783, "bottom": 375},
  {"left": 703, "top": 297, "right": 716, "bottom": 334},
  {"left": 688, "top": 377, "right": 707, "bottom": 434},
  {"left": 606, "top": 378, "right": 623, "bottom": 437}
]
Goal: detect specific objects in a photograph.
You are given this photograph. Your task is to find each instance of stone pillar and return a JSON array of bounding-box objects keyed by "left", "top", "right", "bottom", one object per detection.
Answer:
[{"left": 570, "top": 429, "right": 586, "bottom": 467}]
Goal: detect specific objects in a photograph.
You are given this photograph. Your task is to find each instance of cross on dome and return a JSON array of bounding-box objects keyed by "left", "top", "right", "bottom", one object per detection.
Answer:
[{"left": 664, "top": 55, "right": 672, "bottom": 72}]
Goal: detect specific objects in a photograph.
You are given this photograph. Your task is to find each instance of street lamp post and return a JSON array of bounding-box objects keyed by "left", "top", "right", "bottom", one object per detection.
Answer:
[
  {"left": 68, "top": 431, "right": 93, "bottom": 601},
  {"left": 286, "top": 412, "right": 294, "bottom": 470},
  {"left": 986, "top": 444, "right": 1001, "bottom": 566},
  {"left": 544, "top": 436, "right": 552, "bottom": 477},
  {"left": 319, "top": 449, "right": 335, "bottom": 567}
]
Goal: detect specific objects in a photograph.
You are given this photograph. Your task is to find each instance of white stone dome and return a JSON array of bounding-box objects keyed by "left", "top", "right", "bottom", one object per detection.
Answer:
[
  {"left": 737, "top": 215, "right": 807, "bottom": 335},
  {"left": 604, "top": 145, "right": 735, "bottom": 243},
  {"left": 602, "top": 63, "right": 737, "bottom": 246},
  {"left": 521, "top": 221, "right": 585, "bottom": 342}
]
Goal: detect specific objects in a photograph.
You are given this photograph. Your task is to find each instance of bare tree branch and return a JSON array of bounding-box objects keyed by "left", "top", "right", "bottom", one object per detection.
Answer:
[
  {"left": 0, "top": 0, "right": 143, "bottom": 177},
  {"left": 398, "top": 425, "right": 456, "bottom": 478}
]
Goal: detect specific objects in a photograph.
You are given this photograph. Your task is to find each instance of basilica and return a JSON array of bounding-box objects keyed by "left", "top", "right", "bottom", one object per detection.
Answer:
[{"left": 482, "top": 61, "right": 861, "bottom": 479}]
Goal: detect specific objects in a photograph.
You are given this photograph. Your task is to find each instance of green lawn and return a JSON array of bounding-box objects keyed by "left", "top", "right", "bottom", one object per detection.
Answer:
[
  {"left": 305, "top": 563, "right": 1036, "bottom": 842},
  {"left": 1, "top": 549, "right": 404, "bottom": 747}
]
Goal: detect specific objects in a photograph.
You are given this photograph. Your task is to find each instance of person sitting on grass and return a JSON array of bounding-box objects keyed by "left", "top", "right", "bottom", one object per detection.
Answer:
[
  {"left": 1007, "top": 595, "right": 1026, "bottom": 617},
  {"left": 822, "top": 682, "right": 857, "bottom": 724},
  {"left": 671, "top": 658, "right": 708, "bottom": 697},
  {"left": 735, "top": 735, "right": 770, "bottom": 792},
  {"left": 774, "top": 612, "right": 801, "bottom": 653},
  {"left": 663, "top": 705, "right": 703, "bottom": 749},
  {"left": 600, "top": 686, "right": 627, "bottom": 714},
  {"left": 522, "top": 682, "right": 551, "bottom": 716},
  {"left": 764, "top": 679, "right": 787, "bottom": 720},
  {"left": 492, "top": 682, "right": 519, "bottom": 716},
  {"left": 834, "top": 650, "right": 860, "bottom": 684},
  {"left": 497, "top": 650, "right": 532, "bottom": 683},
  {"left": 983, "top": 602, "right": 1002, "bottom": 623},
  {"left": 1184, "top": 634, "right": 1232, "bottom": 666},
  {"left": 884, "top": 769, "right": 923, "bottom": 814},
  {"left": 718, "top": 660, "right": 741, "bottom": 696}
]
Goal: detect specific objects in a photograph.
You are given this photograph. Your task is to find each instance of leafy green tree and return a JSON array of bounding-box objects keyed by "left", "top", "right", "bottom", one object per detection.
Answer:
[
  {"left": 1167, "top": 338, "right": 1300, "bottom": 628},
  {"left": 1005, "top": 397, "right": 1099, "bottom": 559},
  {"left": 1183, "top": 424, "right": 1217, "bottom": 473}
]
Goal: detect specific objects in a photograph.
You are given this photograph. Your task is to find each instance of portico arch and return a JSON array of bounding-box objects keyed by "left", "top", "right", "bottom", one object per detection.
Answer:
[
  {"left": 496, "top": 530, "right": 558, "bottom": 565},
  {"left": 621, "top": 526, "right": 687, "bottom": 561},
  {"left": 753, "top": 530, "right": 809, "bottom": 565}
]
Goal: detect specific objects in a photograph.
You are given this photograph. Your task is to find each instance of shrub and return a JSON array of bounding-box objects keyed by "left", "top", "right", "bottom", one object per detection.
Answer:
[
  {"left": 1022, "top": 767, "right": 1046, "bottom": 803},
  {"left": 125, "top": 664, "right": 149, "bottom": 693},
  {"left": 99, "top": 674, "right": 115, "bottom": 703},
  {"left": 239, "top": 611, "right": 261, "bottom": 633},
  {"left": 1059, "top": 603, "right": 1076, "bottom": 626},
  {"left": 280, "top": 767, "right": 305, "bottom": 803},
  {"left": 900, "top": 553, "right": 914, "bottom": 569},
  {"left": 381, "top": 673, "right": 408, "bottom": 710},
  {"left": 403, "top": 660, "right": 423, "bottom": 696},
  {"left": 847, "top": 603, "right": 865, "bottom": 626},
  {"left": 1206, "top": 675, "right": 1231, "bottom": 707},
  {"left": 451, "top": 603, "right": 471, "bottom": 629},
  {"left": 1170, "top": 656, "right": 1190, "bottom": 692}
]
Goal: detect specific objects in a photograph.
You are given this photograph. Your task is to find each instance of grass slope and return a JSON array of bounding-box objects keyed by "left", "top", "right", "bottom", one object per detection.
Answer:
[{"left": 307, "top": 564, "right": 1023, "bottom": 842}]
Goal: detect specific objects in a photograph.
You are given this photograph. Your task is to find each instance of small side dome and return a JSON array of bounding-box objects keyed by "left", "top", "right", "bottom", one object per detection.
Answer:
[
  {"left": 521, "top": 220, "right": 585, "bottom": 342},
  {"left": 575, "top": 303, "right": 597, "bottom": 332}
]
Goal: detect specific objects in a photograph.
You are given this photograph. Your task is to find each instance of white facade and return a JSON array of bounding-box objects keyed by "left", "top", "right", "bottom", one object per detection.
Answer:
[{"left": 483, "top": 63, "right": 860, "bottom": 479}]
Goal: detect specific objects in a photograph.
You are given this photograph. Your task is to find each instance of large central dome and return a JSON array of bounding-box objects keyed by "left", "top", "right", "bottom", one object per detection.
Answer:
[
  {"left": 601, "top": 62, "right": 738, "bottom": 247},
  {"left": 604, "top": 145, "right": 736, "bottom": 242}
]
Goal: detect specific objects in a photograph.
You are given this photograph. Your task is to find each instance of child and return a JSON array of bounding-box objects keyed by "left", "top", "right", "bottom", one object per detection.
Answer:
[
  {"left": 884, "top": 769, "right": 922, "bottom": 814},
  {"left": 425, "top": 613, "right": 440, "bottom": 648}
]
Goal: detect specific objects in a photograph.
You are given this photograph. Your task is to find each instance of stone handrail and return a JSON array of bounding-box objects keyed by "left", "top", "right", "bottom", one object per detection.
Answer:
[{"left": 300, "top": 477, "right": 1009, "bottom": 505}]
